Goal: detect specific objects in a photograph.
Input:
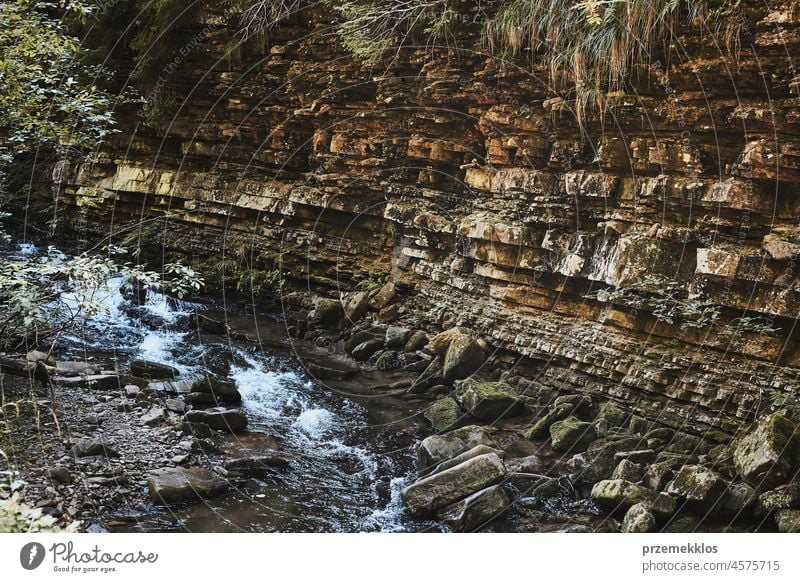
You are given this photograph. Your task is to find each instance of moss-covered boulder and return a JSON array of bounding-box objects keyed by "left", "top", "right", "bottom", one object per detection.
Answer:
[
  {"left": 663, "top": 515, "right": 701, "bottom": 533},
  {"left": 622, "top": 502, "right": 656, "bottom": 533},
  {"left": 401, "top": 452, "right": 506, "bottom": 516},
  {"left": 550, "top": 416, "right": 596, "bottom": 453},
  {"left": 443, "top": 334, "right": 486, "bottom": 383},
  {"left": 596, "top": 401, "right": 630, "bottom": 427},
  {"left": 643, "top": 462, "right": 677, "bottom": 491},
  {"left": 591, "top": 479, "right": 657, "bottom": 510},
  {"left": 374, "top": 349, "right": 400, "bottom": 370},
  {"left": 648, "top": 493, "right": 679, "bottom": 519},
  {"left": 404, "top": 330, "right": 429, "bottom": 352},
  {"left": 733, "top": 413, "right": 800, "bottom": 490},
  {"left": 427, "top": 445, "right": 503, "bottom": 477},
  {"left": 385, "top": 326, "right": 411, "bottom": 349},
  {"left": 454, "top": 378, "right": 523, "bottom": 421},
  {"left": 424, "top": 397, "right": 464, "bottom": 431},
  {"left": 776, "top": 509, "right": 800, "bottom": 532},
  {"left": 309, "top": 297, "right": 344, "bottom": 330},
  {"left": 523, "top": 402, "right": 573, "bottom": 440},
  {"left": 664, "top": 465, "right": 727, "bottom": 511},
  {"left": 418, "top": 425, "right": 496, "bottom": 469},
  {"left": 569, "top": 435, "right": 650, "bottom": 484},
  {"left": 436, "top": 484, "right": 510, "bottom": 532},
  {"left": 612, "top": 459, "right": 644, "bottom": 482}
]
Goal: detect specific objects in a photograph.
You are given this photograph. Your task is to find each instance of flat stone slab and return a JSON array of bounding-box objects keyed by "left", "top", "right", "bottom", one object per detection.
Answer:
[
  {"left": 401, "top": 452, "right": 506, "bottom": 515},
  {"left": 184, "top": 408, "right": 248, "bottom": 432},
  {"left": 224, "top": 453, "right": 292, "bottom": 473},
  {"left": 130, "top": 359, "right": 179, "bottom": 380},
  {"left": 53, "top": 374, "right": 120, "bottom": 390},
  {"left": 148, "top": 378, "right": 196, "bottom": 394},
  {"left": 147, "top": 467, "right": 228, "bottom": 505},
  {"left": 56, "top": 361, "right": 101, "bottom": 376}
]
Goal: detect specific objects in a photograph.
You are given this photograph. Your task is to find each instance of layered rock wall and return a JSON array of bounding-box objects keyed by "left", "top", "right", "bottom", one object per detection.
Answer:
[{"left": 55, "top": 2, "right": 800, "bottom": 436}]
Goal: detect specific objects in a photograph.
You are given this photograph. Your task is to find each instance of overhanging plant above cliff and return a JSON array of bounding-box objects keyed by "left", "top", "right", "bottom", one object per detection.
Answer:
[
  {"left": 483, "top": 0, "right": 745, "bottom": 126},
  {"left": 235, "top": 1, "right": 745, "bottom": 123}
]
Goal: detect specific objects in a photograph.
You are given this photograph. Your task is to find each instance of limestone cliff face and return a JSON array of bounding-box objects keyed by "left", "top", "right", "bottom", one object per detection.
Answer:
[{"left": 55, "top": 2, "right": 800, "bottom": 436}]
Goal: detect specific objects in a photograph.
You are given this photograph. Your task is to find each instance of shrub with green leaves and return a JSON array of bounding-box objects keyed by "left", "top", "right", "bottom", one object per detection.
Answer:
[
  {"left": 0, "top": 493, "right": 79, "bottom": 533},
  {"left": 0, "top": 245, "right": 203, "bottom": 349},
  {"left": 0, "top": 1, "right": 117, "bottom": 169}
]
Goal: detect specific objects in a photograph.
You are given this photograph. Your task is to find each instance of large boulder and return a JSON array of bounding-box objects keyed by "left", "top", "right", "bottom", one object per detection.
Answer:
[
  {"left": 141, "top": 407, "right": 166, "bottom": 427},
  {"left": 612, "top": 459, "right": 645, "bottom": 482},
  {"left": 436, "top": 484, "right": 510, "bottom": 532},
  {"left": 570, "top": 436, "right": 650, "bottom": 484},
  {"left": 342, "top": 291, "right": 370, "bottom": 324},
  {"left": 595, "top": 401, "right": 630, "bottom": 427},
  {"left": 147, "top": 467, "right": 228, "bottom": 504},
  {"left": 195, "top": 314, "right": 227, "bottom": 335},
  {"left": 401, "top": 452, "right": 506, "bottom": 516},
  {"left": 351, "top": 339, "right": 384, "bottom": 362},
  {"left": 129, "top": 359, "right": 178, "bottom": 380},
  {"left": 719, "top": 481, "right": 758, "bottom": 519},
  {"left": 418, "top": 425, "right": 495, "bottom": 469},
  {"left": 429, "top": 327, "right": 469, "bottom": 355},
  {"left": 622, "top": 502, "right": 656, "bottom": 533},
  {"left": 345, "top": 327, "right": 383, "bottom": 353},
  {"left": 733, "top": 413, "right": 800, "bottom": 490},
  {"left": 591, "top": 479, "right": 657, "bottom": 510},
  {"left": 224, "top": 454, "right": 292, "bottom": 473},
  {"left": 188, "top": 377, "right": 242, "bottom": 406},
  {"left": 404, "top": 331, "right": 429, "bottom": 352},
  {"left": 523, "top": 402, "right": 573, "bottom": 440},
  {"left": 27, "top": 350, "right": 55, "bottom": 366},
  {"left": 550, "top": 416, "right": 596, "bottom": 453},
  {"left": 385, "top": 326, "right": 412, "bottom": 349},
  {"left": 309, "top": 298, "right": 344, "bottom": 330},
  {"left": 184, "top": 408, "right": 248, "bottom": 432},
  {"left": 664, "top": 465, "right": 727, "bottom": 511},
  {"left": 424, "top": 397, "right": 464, "bottom": 431},
  {"left": 428, "top": 327, "right": 487, "bottom": 382},
  {"left": 454, "top": 378, "right": 523, "bottom": 421},
  {"left": 55, "top": 361, "right": 101, "bottom": 376},
  {"left": 426, "top": 445, "right": 503, "bottom": 477},
  {"left": 408, "top": 357, "right": 444, "bottom": 393},
  {"left": 368, "top": 282, "right": 396, "bottom": 310},
  {"left": 443, "top": 335, "right": 486, "bottom": 383}
]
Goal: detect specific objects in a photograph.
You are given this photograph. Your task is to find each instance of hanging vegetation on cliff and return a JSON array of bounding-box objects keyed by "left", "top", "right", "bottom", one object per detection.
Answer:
[{"left": 233, "top": 1, "right": 746, "bottom": 124}]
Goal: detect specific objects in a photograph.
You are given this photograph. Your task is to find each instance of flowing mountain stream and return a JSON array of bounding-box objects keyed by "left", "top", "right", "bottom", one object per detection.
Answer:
[{"left": 50, "top": 268, "right": 438, "bottom": 532}]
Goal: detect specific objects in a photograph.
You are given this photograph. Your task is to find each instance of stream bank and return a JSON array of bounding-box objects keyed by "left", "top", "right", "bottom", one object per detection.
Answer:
[{"left": 2, "top": 242, "right": 800, "bottom": 533}]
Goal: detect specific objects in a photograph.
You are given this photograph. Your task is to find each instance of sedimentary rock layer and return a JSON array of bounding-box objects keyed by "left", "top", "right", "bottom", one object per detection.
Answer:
[{"left": 54, "top": 2, "right": 800, "bottom": 436}]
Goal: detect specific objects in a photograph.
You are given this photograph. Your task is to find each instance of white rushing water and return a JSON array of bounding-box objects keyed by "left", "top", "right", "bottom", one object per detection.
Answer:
[{"left": 53, "top": 270, "right": 412, "bottom": 532}]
